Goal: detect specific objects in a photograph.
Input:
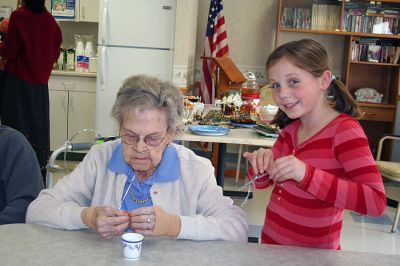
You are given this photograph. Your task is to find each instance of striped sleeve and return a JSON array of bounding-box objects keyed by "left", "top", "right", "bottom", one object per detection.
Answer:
[{"left": 298, "top": 120, "right": 386, "bottom": 217}]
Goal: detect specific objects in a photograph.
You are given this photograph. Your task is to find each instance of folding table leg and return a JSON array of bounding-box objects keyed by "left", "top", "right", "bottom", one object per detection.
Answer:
[{"left": 235, "top": 144, "right": 243, "bottom": 185}]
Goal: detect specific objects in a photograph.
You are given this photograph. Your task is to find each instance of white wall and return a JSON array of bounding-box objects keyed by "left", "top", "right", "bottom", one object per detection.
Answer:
[
  {"left": 193, "top": 0, "right": 346, "bottom": 83},
  {"left": 196, "top": 0, "right": 276, "bottom": 68},
  {"left": 173, "top": 0, "right": 199, "bottom": 89},
  {"left": 0, "top": 0, "right": 18, "bottom": 10},
  {"left": 194, "top": 0, "right": 276, "bottom": 83}
]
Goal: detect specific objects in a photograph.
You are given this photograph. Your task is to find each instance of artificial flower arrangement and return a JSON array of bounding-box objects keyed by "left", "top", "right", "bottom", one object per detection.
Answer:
[
  {"left": 215, "top": 93, "right": 243, "bottom": 117},
  {"left": 215, "top": 93, "right": 260, "bottom": 123}
]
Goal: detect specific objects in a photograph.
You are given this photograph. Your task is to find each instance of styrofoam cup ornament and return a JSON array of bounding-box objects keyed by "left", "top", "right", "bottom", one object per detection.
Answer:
[{"left": 122, "top": 233, "right": 144, "bottom": 260}]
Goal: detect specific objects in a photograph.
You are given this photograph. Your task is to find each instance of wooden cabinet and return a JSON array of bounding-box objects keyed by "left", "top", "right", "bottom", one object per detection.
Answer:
[
  {"left": 359, "top": 105, "right": 396, "bottom": 122},
  {"left": 78, "top": 0, "right": 99, "bottom": 22},
  {"left": 276, "top": 0, "right": 400, "bottom": 155},
  {"left": 49, "top": 74, "right": 96, "bottom": 150},
  {"left": 49, "top": 0, "right": 99, "bottom": 22},
  {"left": 49, "top": 89, "right": 68, "bottom": 151}
]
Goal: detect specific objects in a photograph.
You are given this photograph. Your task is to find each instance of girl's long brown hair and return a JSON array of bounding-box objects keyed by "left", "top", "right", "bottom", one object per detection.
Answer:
[{"left": 267, "top": 39, "right": 360, "bottom": 128}]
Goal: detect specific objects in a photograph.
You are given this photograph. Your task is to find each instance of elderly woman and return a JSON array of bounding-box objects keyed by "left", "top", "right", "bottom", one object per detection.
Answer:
[{"left": 27, "top": 74, "right": 248, "bottom": 242}]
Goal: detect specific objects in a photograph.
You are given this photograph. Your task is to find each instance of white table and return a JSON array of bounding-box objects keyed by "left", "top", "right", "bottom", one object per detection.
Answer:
[
  {"left": 176, "top": 126, "right": 276, "bottom": 196},
  {"left": 178, "top": 127, "right": 276, "bottom": 147},
  {"left": 1, "top": 224, "right": 399, "bottom": 265}
]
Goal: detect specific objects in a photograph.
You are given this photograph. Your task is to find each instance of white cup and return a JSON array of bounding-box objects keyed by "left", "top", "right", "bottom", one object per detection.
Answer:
[
  {"left": 88, "top": 57, "right": 97, "bottom": 72},
  {"left": 122, "top": 233, "right": 144, "bottom": 260}
]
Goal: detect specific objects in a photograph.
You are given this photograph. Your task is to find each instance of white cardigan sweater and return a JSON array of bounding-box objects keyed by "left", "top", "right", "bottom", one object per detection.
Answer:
[{"left": 26, "top": 141, "right": 248, "bottom": 242}]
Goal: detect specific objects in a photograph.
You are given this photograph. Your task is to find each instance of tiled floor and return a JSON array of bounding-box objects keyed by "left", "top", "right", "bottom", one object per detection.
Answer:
[
  {"left": 225, "top": 176, "right": 400, "bottom": 255},
  {"left": 50, "top": 159, "right": 400, "bottom": 255}
]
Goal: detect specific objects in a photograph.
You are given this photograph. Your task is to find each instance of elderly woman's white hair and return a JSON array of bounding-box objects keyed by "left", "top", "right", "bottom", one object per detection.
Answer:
[{"left": 111, "top": 74, "right": 184, "bottom": 133}]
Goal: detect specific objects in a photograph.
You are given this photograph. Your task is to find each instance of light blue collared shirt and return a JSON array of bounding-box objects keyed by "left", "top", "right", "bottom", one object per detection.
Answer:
[{"left": 108, "top": 144, "right": 180, "bottom": 211}]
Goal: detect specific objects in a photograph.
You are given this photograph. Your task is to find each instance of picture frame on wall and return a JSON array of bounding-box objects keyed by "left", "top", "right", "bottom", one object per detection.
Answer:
[{"left": 51, "top": 0, "right": 75, "bottom": 20}]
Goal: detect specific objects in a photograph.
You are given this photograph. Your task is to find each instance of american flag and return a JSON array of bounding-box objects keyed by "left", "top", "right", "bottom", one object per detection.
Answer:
[{"left": 200, "top": 0, "right": 229, "bottom": 104}]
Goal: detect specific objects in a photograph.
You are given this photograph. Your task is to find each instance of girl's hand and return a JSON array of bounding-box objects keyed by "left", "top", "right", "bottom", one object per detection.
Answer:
[
  {"left": 243, "top": 148, "right": 274, "bottom": 176},
  {"left": 269, "top": 155, "right": 306, "bottom": 183},
  {"left": 81, "top": 206, "right": 130, "bottom": 240},
  {"left": 129, "top": 206, "right": 156, "bottom": 236}
]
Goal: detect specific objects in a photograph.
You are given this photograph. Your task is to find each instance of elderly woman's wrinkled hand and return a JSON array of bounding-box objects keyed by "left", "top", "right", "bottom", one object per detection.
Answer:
[
  {"left": 129, "top": 206, "right": 156, "bottom": 236},
  {"left": 129, "top": 206, "right": 181, "bottom": 237},
  {"left": 81, "top": 206, "right": 130, "bottom": 239}
]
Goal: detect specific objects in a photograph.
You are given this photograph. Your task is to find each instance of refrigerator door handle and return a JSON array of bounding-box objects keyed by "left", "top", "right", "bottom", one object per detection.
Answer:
[
  {"left": 100, "top": 46, "right": 106, "bottom": 88},
  {"left": 101, "top": 0, "right": 108, "bottom": 45}
]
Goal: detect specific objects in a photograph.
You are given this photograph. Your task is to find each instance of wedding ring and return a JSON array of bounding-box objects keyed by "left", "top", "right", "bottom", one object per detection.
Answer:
[{"left": 147, "top": 218, "right": 151, "bottom": 223}]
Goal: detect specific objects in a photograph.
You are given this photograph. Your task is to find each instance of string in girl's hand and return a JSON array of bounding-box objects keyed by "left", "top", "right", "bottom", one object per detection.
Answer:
[{"left": 239, "top": 171, "right": 270, "bottom": 207}]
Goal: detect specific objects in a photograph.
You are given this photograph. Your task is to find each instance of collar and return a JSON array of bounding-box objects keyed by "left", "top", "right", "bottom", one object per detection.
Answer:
[{"left": 108, "top": 143, "right": 180, "bottom": 184}]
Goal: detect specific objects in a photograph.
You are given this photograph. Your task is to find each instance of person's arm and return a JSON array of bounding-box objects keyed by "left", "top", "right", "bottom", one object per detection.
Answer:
[
  {"left": 26, "top": 146, "right": 102, "bottom": 229},
  {"left": 0, "top": 18, "right": 9, "bottom": 41},
  {"left": 0, "top": 129, "right": 43, "bottom": 224},
  {"left": 177, "top": 160, "right": 248, "bottom": 242},
  {"left": 298, "top": 120, "right": 386, "bottom": 217},
  {"left": 0, "top": 12, "right": 21, "bottom": 59}
]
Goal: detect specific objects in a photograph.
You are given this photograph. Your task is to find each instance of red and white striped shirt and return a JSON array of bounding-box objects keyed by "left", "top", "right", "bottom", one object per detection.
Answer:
[{"left": 254, "top": 113, "right": 386, "bottom": 249}]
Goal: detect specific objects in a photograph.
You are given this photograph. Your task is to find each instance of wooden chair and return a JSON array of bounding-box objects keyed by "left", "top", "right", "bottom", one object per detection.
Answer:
[{"left": 375, "top": 134, "right": 400, "bottom": 233}]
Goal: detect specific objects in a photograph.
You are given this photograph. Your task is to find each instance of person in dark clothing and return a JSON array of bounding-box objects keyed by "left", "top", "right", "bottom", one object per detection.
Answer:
[
  {"left": 0, "top": 17, "right": 9, "bottom": 113},
  {"left": 0, "top": 125, "right": 44, "bottom": 224},
  {"left": 0, "top": 0, "right": 62, "bottom": 180}
]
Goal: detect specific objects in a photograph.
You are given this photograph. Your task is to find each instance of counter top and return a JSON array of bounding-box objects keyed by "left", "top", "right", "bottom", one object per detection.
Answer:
[
  {"left": 51, "top": 70, "right": 97, "bottom": 78},
  {"left": 0, "top": 224, "right": 399, "bottom": 265}
]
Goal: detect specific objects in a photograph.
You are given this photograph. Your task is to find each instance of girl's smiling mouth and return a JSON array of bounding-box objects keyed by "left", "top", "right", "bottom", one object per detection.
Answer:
[{"left": 282, "top": 101, "right": 299, "bottom": 109}]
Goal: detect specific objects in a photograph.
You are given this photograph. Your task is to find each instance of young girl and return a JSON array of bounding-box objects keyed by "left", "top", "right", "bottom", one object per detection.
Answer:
[{"left": 244, "top": 39, "right": 386, "bottom": 249}]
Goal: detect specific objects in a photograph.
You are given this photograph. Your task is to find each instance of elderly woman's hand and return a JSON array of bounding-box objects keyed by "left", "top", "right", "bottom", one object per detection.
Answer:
[
  {"left": 129, "top": 206, "right": 181, "bottom": 237},
  {"left": 129, "top": 206, "right": 156, "bottom": 235},
  {"left": 81, "top": 206, "right": 130, "bottom": 239}
]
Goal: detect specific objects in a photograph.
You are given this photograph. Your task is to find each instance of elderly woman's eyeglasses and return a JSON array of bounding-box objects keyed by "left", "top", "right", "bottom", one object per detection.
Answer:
[{"left": 120, "top": 130, "right": 168, "bottom": 147}]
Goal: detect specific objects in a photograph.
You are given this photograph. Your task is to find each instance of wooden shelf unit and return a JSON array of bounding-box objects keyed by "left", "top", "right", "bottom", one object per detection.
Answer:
[{"left": 276, "top": 0, "right": 400, "bottom": 157}]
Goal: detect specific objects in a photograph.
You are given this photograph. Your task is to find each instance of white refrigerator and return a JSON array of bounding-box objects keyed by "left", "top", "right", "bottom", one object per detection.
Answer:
[{"left": 96, "top": 0, "right": 176, "bottom": 137}]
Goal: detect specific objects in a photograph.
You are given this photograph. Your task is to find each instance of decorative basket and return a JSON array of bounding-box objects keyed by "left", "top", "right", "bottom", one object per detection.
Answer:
[{"left": 354, "top": 88, "right": 383, "bottom": 103}]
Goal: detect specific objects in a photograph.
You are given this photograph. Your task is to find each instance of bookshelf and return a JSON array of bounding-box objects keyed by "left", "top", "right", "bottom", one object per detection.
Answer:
[{"left": 276, "top": 0, "right": 400, "bottom": 157}]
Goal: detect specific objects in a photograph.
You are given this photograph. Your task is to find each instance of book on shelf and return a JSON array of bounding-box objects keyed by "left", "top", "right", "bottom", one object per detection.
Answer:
[
  {"left": 343, "top": 4, "right": 400, "bottom": 34},
  {"left": 367, "top": 45, "right": 381, "bottom": 62},
  {"left": 378, "top": 39, "right": 397, "bottom": 63},
  {"left": 351, "top": 38, "right": 399, "bottom": 63},
  {"left": 383, "top": 9, "right": 400, "bottom": 18},
  {"left": 393, "top": 46, "right": 400, "bottom": 64},
  {"left": 311, "top": 4, "right": 340, "bottom": 31},
  {"left": 280, "top": 7, "right": 311, "bottom": 30},
  {"left": 388, "top": 46, "right": 397, "bottom": 64}
]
